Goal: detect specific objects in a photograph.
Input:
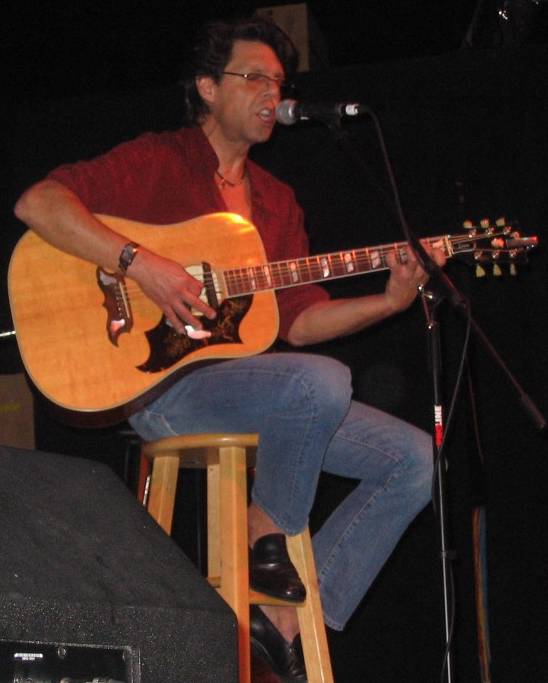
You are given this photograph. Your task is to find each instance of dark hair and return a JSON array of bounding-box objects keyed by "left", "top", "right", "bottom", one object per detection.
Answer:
[{"left": 181, "top": 16, "right": 298, "bottom": 126}]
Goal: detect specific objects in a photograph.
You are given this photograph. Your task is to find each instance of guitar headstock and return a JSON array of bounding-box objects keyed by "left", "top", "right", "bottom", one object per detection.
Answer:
[{"left": 451, "top": 217, "right": 538, "bottom": 277}]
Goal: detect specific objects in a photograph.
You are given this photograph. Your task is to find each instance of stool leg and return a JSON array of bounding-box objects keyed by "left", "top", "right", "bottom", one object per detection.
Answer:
[
  {"left": 147, "top": 455, "right": 180, "bottom": 535},
  {"left": 217, "top": 446, "right": 251, "bottom": 683},
  {"left": 207, "top": 463, "right": 221, "bottom": 581},
  {"left": 287, "top": 530, "right": 334, "bottom": 683},
  {"left": 137, "top": 453, "right": 151, "bottom": 504}
]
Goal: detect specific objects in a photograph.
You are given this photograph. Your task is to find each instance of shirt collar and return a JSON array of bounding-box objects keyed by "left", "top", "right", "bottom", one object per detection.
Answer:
[{"left": 177, "top": 125, "right": 272, "bottom": 219}]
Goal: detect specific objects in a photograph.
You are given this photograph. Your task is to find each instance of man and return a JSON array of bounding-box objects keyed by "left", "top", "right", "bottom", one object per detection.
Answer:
[{"left": 15, "top": 17, "right": 445, "bottom": 682}]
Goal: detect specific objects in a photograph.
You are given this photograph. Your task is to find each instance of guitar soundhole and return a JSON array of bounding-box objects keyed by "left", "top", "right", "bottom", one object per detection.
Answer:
[{"left": 137, "top": 295, "right": 253, "bottom": 372}]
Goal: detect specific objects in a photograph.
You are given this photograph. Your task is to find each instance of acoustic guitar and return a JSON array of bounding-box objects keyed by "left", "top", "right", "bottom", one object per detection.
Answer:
[{"left": 8, "top": 212, "right": 537, "bottom": 425}]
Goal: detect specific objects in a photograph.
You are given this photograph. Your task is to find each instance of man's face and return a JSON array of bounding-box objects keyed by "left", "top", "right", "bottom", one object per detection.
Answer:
[{"left": 201, "top": 40, "right": 285, "bottom": 146}]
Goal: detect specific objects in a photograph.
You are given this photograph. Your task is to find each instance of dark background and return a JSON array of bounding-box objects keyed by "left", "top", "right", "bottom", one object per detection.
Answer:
[{"left": 2, "top": 2, "right": 548, "bottom": 682}]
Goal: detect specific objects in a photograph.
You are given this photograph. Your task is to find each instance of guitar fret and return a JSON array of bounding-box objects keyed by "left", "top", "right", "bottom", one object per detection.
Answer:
[
  {"left": 262, "top": 265, "right": 273, "bottom": 288},
  {"left": 330, "top": 253, "right": 342, "bottom": 277},
  {"left": 369, "top": 249, "right": 383, "bottom": 269},
  {"left": 251, "top": 265, "right": 267, "bottom": 290},
  {"left": 247, "top": 267, "right": 257, "bottom": 291},
  {"left": 319, "top": 256, "right": 331, "bottom": 278},
  {"left": 307, "top": 258, "right": 321, "bottom": 280},
  {"left": 298, "top": 258, "right": 310, "bottom": 282},
  {"left": 248, "top": 266, "right": 259, "bottom": 290},
  {"left": 268, "top": 263, "right": 278, "bottom": 287},
  {"left": 343, "top": 251, "right": 356, "bottom": 273},
  {"left": 226, "top": 268, "right": 248, "bottom": 295},
  {"left": 271, "top": 261, "right": 285, "bottom": 288},
  {"left": 361, "top": 249, "right": 373, "bottom": 271},
  {"left": 288, "top": 261, "right": 300, "bottom": 283},
  {"left": 276, "top": 262, "right": 291, "bottom": 287},
  {"left": 331, "top": 254, "right": 342, "bottom": 276}
]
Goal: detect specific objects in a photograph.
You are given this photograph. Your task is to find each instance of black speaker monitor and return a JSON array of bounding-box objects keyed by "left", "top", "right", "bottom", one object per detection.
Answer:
[{"left": 0, "top": 445, "right": 237, "bottom": 683}]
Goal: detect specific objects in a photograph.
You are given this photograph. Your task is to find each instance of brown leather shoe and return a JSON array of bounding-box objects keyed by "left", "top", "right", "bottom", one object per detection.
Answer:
[{"left": 250, "top": 534, "right": 306, "bottom": 602}]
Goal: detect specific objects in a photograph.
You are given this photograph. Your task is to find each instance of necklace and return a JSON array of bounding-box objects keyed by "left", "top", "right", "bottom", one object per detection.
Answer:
[{"left": 215, "top": 168, "right": 246, "bottom": 189}]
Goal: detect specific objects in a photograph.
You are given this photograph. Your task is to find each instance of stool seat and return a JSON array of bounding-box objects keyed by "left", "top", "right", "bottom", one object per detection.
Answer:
[
  {"left": 141, "top": 432, "right": 334, "bottom": 683},
  {"left": 142, "top": 432, "right": 259, "bottom": 463}
]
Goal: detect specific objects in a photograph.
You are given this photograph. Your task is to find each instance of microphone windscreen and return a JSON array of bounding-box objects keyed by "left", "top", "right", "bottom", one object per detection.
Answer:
[{"left": 275, "top": 99, "right": 297, "bottom": 125}]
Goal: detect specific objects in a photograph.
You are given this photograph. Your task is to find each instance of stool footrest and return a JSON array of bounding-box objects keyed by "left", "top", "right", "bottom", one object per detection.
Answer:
[{"left": 207, "top": 577, "right": 305, "bottom": 606}]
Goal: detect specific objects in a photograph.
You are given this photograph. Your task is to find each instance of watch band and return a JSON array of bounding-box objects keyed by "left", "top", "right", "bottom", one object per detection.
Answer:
[{"left": 118, "top": 241, "right": 140, "bottom": 274}]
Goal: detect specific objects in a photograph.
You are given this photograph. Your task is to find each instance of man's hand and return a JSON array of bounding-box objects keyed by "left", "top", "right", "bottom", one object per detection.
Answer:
[
  {"left": 384, "top": 242, "right": 446, "bottom": 313},
  {"left": 128, "top": 249, "right": 217, "bottom": 335}
]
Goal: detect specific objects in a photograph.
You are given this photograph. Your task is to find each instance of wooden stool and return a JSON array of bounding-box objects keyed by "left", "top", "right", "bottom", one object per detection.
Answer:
[{"left": 140, "top": 433, "right": 334, "bottom": 683}]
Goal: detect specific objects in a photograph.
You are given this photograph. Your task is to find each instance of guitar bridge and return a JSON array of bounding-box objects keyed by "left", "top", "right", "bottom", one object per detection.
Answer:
[{"left": 96, "top": 267, "right": 133, "bottom": 346}]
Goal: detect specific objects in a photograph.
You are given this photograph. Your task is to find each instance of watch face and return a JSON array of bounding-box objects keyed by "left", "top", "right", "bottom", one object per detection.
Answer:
[{"left": 119, "top": 242, "right": 139, "bottom": 273}]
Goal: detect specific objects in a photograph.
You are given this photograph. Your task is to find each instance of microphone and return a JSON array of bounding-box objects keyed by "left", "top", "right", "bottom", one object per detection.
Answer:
[{"left": 275, "top": 98, "right": 365, "bottom": 125}]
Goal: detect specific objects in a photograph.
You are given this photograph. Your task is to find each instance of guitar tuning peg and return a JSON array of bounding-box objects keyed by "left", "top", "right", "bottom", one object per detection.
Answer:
[
  {"left": 493, "top": 263, "right": 502, "bottom": 276},
  {"left": 480, "top": 218, "right": 490, "bottom": 229},
  {"left": 475, "top": 264, "right": 486, "bottom": 278},
  {"left": 463, "top": 220, "right": 474, "bottom": 230},
  {"left": 495, "top": 217, "right": 507, "bottom": 227},
  {"left": 510, "top": 263, "right": 517, "bottom": 276}
]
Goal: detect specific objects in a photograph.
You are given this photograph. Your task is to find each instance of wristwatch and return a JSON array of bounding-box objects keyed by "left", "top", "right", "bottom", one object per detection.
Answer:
[{"left": 118, "top": 241, "right": 140, "bottom": 274}]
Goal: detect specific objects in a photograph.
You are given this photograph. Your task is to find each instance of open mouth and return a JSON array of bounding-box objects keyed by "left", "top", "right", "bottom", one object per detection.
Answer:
[{"left": 258, "top": 107, "right": 275, "bottom": 124}]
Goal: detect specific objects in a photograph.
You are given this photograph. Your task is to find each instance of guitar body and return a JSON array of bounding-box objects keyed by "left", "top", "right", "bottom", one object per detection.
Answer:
[{"left": 8, "top": 213, "right": 279, "bottom": 424}]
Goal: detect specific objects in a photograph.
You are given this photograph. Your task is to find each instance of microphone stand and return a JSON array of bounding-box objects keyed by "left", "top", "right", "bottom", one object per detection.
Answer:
[
  {"left": 417, "top": 275, "right": 465, "bottom": 683},
  {"left": 318, "top": 111, "right": 546, "bottom": 682},
  {"left": 398, "top": 231, "right": 544, "bottom": 683}
]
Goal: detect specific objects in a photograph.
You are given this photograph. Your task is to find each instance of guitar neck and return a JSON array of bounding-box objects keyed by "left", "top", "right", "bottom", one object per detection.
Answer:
[{"left": 223, "top": 235, "right": 451, "bottom": 296}]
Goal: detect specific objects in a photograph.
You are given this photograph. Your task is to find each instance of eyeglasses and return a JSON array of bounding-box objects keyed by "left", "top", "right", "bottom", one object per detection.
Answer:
[{"left": 222, "top": 71, "right": 286, "bottom": 91}]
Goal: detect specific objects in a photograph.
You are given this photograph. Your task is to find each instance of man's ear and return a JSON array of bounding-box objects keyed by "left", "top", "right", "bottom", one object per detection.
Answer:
[{"left": 196, "top": 75, "right": 216, "bottom": 105}]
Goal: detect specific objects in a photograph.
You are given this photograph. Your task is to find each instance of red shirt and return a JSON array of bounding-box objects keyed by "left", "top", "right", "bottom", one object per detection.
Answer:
[{"left": 48, "top": 126, "right": 329, "bottom": 340}]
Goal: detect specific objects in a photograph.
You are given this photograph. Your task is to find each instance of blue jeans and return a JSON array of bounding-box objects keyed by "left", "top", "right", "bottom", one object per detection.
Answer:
[{"left": 130, "top": 353, "right": 433, "bottom": 630}]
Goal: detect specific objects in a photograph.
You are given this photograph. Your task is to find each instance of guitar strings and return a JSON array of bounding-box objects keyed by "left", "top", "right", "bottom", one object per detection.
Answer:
[
  {"left": 119, "top": 234, "right": 501, "bottom": 300},
  {"left": 121, "top": 238, "right": 441, "bottom": 299}
]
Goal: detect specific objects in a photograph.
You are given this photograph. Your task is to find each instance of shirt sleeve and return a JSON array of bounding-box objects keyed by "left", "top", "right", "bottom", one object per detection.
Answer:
[
  {"left": 274, "top": 195, "right": 330, "bottom": 342},
  {"left": 46, "top": 133, "right": 186, "bottom": 220},
  {"left": 49, "top": 136, "right": 144, "bottom": 208}
]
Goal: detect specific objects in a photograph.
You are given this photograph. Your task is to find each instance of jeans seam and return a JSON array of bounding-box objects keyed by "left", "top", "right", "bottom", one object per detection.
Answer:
[
  {"left": 318, "top": 460, "right": 409, "bottom": 629},
  {"left": 251, "top": 368, "right": 322, "bottom": 535},
  {"left": 317, "top": 457, "right": 409, "bottom": 583}
]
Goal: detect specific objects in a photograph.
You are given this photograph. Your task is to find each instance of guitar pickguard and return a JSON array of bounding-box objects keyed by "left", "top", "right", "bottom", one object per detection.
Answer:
[{"left": 138, "top": 295, "right": 253, "bottom": 372}]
